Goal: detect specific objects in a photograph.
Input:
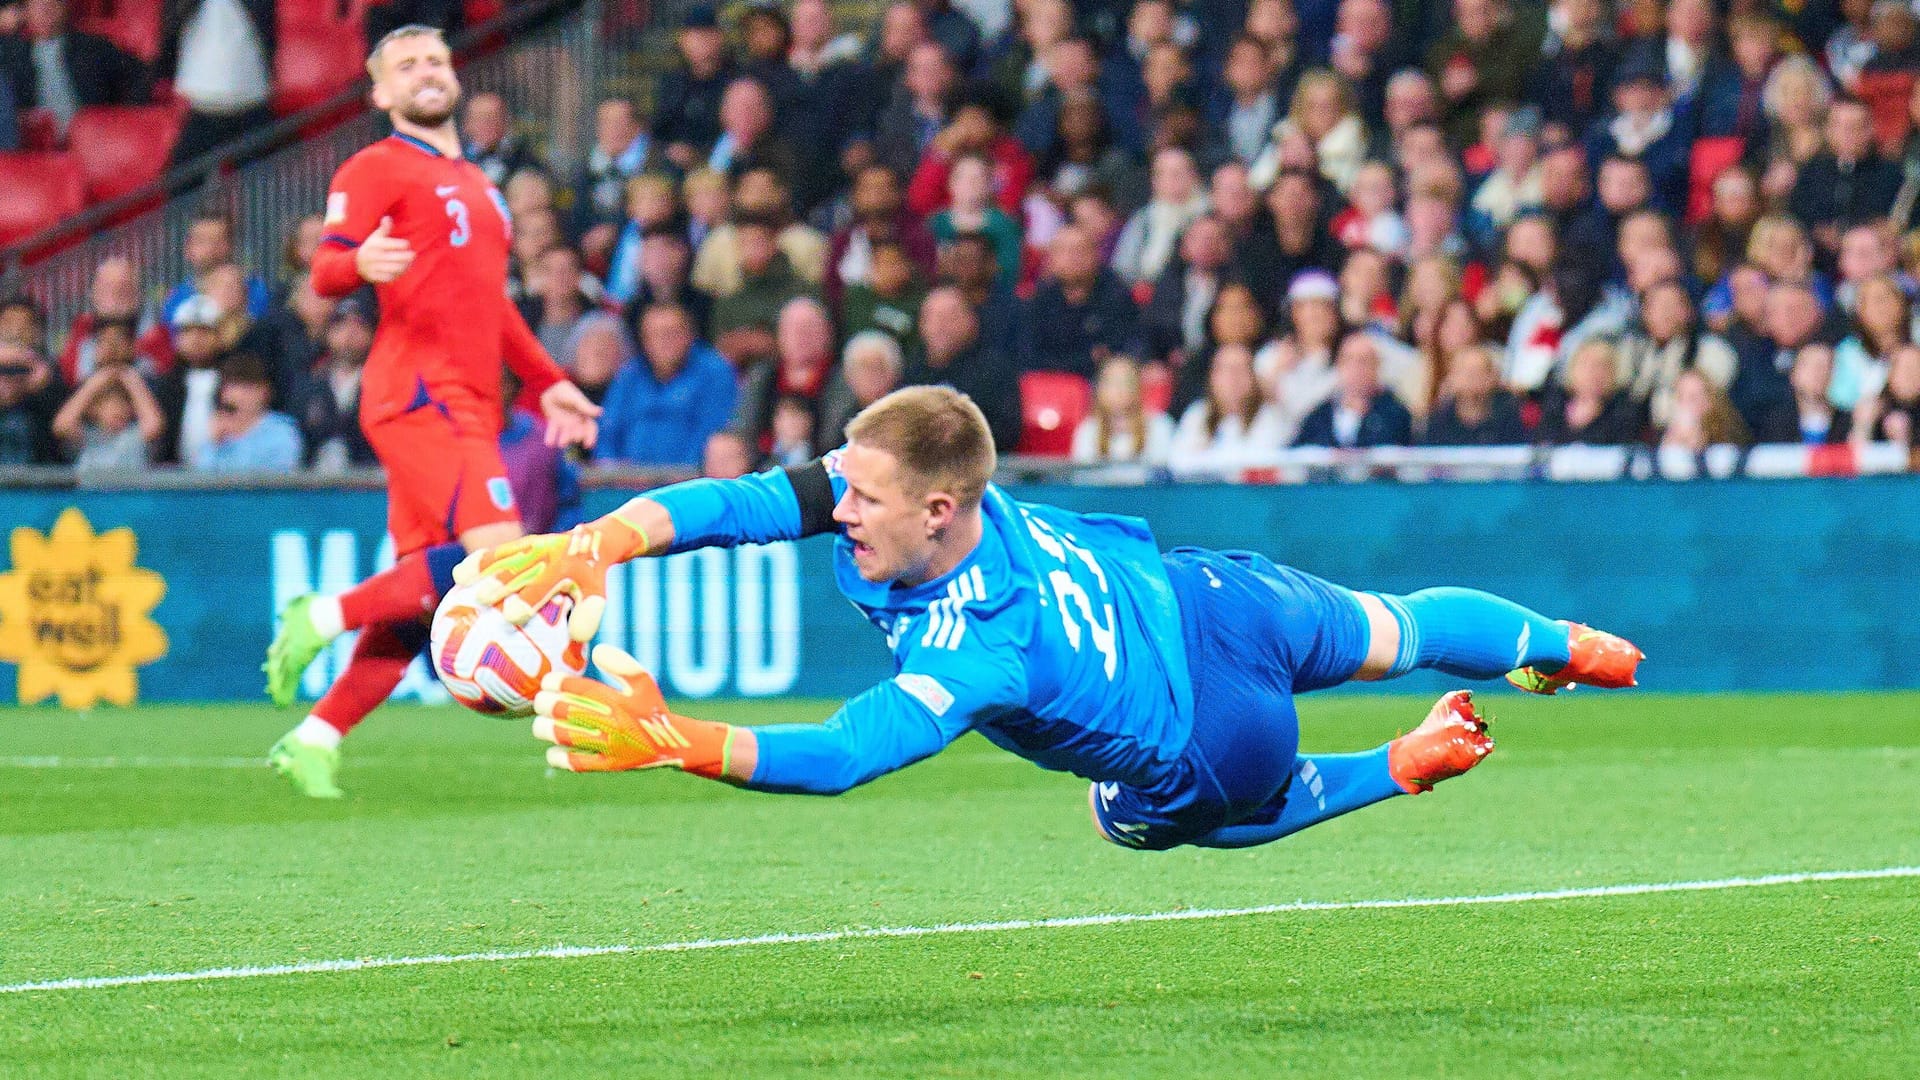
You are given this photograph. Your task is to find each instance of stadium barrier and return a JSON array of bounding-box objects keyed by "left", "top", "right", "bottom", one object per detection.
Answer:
[
  {"left": 1, "top": 455, "right": 1916, "bottom": 707},
  {"left": 1006, "top": 442, "right": 1918, "bottom": 485}
]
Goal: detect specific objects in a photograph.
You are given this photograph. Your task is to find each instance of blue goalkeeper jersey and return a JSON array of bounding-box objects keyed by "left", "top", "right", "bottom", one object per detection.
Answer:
[{"left": 648, "top": 451, "right": 1194, "bottom": 794}]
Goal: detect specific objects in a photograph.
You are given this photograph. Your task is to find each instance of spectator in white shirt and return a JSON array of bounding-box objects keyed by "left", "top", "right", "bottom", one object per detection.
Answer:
[
  {"left": 1072, "top": 354, "right": 1175, "bottom": 465},
  {"left": 1111, "top": 147, "right": 1210, "bottom": 286},
  {"left": 1256, "top": 270, "right": 1344, "bottom": 428},
  {"left": 153, "top": 294, "right": 229, "bottom": 465},
  {"left": 159, "top": 0, "right": 275, "bottom": 167},
  {"left": 1171, "top": 343, "right": 1289, "bottom": 474}
]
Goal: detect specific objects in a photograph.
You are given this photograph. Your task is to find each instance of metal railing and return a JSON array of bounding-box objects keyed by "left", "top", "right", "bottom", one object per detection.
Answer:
[{"left": 1, "top": 0, "right": 627, "bottom": 336}]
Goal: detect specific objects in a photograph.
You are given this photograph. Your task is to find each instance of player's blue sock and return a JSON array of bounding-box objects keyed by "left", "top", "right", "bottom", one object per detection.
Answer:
[
  {"left": 1374, "top": 588, "right": 1571, "bottom": 679},
  {"left": 1193, "top": 746, "right": 1405, "bottom": 849},
  {"left": 425, "top": 542, "right": 466, "bottom": 599}
]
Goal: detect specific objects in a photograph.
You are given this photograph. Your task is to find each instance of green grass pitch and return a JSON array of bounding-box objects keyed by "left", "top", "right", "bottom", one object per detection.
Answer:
[{"left": 0, "top": 691, "right": 1915, "bottom": 1078}]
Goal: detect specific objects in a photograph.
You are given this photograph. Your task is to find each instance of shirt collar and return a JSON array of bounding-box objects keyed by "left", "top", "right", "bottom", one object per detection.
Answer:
[{"left": 391, "top": 132, "right": 447, "bottom": 158}]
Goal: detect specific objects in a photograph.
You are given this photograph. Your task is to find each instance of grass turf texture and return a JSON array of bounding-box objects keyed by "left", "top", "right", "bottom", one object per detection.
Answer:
[{"left": 0, "top": 693, "right": 1915, "bottom": 1078}]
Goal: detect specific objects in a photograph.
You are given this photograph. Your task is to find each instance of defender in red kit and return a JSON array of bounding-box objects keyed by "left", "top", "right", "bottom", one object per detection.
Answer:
[{"left": 264, "top": 25, "right": 602, "bottom": 797}]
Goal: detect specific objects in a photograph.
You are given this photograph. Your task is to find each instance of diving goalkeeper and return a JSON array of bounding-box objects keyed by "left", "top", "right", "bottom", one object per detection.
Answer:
[{"left": 459, "top": 386, "right": 1641, "bottom": 851}]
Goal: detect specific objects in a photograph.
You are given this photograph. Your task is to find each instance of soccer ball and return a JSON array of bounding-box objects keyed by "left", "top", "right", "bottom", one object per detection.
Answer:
[{"left": 429, "top": 582, "right": 588, "bottom": 717}]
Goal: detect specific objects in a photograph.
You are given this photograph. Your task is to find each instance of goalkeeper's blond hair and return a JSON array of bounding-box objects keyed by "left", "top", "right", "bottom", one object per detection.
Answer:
[{"left": 844, "top": 386, "right": 996, "bottom": 510}]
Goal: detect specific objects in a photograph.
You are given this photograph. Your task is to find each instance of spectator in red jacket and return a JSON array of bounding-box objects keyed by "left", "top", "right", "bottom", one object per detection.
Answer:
[
  {"left": 907, "top": 83, "right": 1033, "bottom": 220},
  {"left": 59, "top": 256, "right": 173, "bottom": 384}
]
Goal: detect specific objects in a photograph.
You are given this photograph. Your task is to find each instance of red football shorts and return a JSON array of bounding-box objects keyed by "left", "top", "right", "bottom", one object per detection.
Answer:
[{"left": 364, "top": 406, "right": 519, "bottom": 556}]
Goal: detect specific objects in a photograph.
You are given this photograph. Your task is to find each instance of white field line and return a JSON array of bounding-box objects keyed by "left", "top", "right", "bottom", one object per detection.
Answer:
[
  {"left": 0, "top": 756, "right": 265, "bottom": 769},
  {"left": 2, "top": 865, "right": 1915, "bottom": 997},
  {"left": 0, "top": 752, "right": 1020, "bottom": 770},
  {"left": 0, "top": 754, "right": 1006, "bottom": 770}
]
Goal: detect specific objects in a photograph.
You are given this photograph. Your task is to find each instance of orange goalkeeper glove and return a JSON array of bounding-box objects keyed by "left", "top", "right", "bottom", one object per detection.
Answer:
[
  {"left": 531, "top": 644, "right": 740, "bottom": 778},
  {"left": 452, "top": 513, "right": 650, "bottom": 642}
]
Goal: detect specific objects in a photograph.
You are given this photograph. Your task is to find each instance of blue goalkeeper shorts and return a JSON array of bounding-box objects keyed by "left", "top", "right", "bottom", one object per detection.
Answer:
[{"left": 1091, "top": 548, "right": 1371, "bottom": 850}]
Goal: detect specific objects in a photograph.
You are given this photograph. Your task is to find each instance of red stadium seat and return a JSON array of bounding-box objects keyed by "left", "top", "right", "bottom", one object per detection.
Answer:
[
  {"left": 76, "top": 0, "right": 162, "bottom": 61},
  {"left": 275, "top": 21, "right": 368, "bottom": 115},
  {"left": 1685, "top": 136, "right": 1746, "bottom": 226},
  {"left": 0, "top": 153, "right": 86, "bottom": 246},
  {"left": 1017, "top": 371, "right": 1092, "bottom": 457},
  {"left": 69, "top": 104, "right": 186, "bottom": 202}
]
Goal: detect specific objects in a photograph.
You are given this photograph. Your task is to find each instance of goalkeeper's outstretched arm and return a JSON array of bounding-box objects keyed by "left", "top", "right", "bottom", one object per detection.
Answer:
[
  {"left": 456, "top": 459, "right": 840, "bottom": 639},
  {"left": 532, "top": 645, "right": 974, "bottom": 794}
]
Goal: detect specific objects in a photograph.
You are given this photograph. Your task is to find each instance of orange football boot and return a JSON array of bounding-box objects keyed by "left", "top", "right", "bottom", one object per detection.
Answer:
[
  {"left": 1388, "top": 690, "right": 1495, "bottom": 794},
  {"left": 1505, "top": 622, "right": 1645, "bottom": 695}
]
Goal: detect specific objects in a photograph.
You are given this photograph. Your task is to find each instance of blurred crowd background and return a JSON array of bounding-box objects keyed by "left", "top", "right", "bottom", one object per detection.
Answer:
[{"left": 2, "top": 0, "right": 1919, "bottom": 502}]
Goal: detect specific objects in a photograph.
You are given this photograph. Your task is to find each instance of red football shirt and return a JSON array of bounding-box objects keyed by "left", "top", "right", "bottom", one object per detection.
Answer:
[{"left": 312, "top": 132, "right": 564, "bottom": 434}]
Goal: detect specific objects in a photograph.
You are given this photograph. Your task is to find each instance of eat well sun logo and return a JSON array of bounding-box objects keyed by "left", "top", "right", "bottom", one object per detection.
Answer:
[{"left": 0, "top": 508, "right": 168, "bottom": 707}]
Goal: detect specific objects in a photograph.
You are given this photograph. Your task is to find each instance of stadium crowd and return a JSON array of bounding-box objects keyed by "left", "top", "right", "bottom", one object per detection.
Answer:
[{"left": 5, "top": 0, "right": 1920, "bottom": 485}]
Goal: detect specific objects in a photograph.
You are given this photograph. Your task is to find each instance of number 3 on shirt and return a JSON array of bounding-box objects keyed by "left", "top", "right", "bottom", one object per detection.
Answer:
[
  {"left": 445, "top": 196, "right": 471, "bottom": 247},
  {"left": 1023, "top": 513, "right": 1118, "bottom": 678}
]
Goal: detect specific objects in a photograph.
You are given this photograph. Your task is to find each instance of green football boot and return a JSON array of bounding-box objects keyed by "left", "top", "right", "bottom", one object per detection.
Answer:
[
  {"left": 267, "top": 733, "right": 343, "bottom": 799},
  {"left": 263, "top": 594, "right": 329, "bottom": 707}
]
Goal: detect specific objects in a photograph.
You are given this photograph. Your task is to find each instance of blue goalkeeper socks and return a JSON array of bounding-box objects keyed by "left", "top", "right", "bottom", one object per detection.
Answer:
[
  {"left": 1373, "top": 588, "right": 1571, "bottom": 680},
  {"left": 1194, "top": 746, "right": 1406, "bottom": 849}
]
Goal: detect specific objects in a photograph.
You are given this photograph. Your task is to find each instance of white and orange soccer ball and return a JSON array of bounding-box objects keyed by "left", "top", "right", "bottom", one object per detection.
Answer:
[{"left": 429, "top": 582, "right": 588, "bottom": 716}]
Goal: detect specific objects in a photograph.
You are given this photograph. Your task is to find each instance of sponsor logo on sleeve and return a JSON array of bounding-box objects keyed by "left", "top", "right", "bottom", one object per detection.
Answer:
[{"left": 893, "top": 672, "right": 954, "bottom": 717}]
